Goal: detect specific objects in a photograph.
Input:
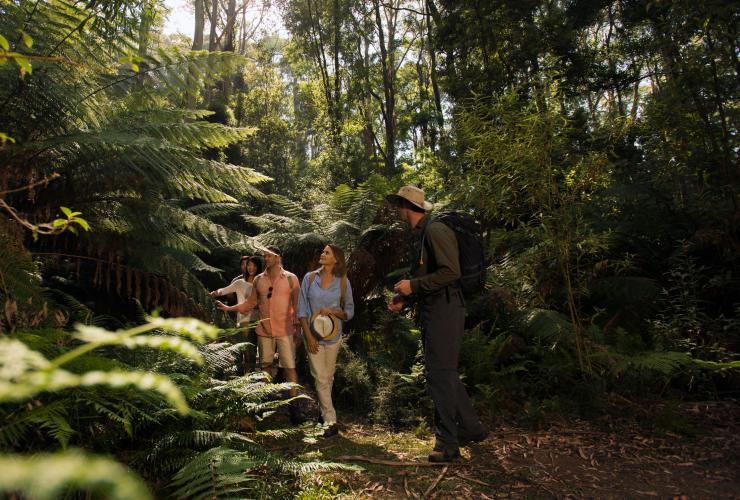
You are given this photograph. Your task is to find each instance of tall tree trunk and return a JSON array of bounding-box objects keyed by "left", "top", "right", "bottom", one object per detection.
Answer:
[
  {"left": 359, "top": 36, "right": 378, "bottom": 160},
  {"left": 415, "top": 47, "right": 430, "bottom": 150},
  {"left": 239, "top": 1, "right": 247, "bottom": 54},
  {"left": 192, "top": 0, "right": 204, "bottom": 50},
  {"left": 426, "top": 0, "right": 443, "bottom": 145},
  {"left": 223, "top": 0, "right": 237, "bottom": 52},
  {"left": 373, "top": 0, "right": 397, "bottom": 177},
  {"left": 188, "top": 0, "right": 205, "bottom": 108},
  {"left": 306, "top": 0, "right": 341, "bottom": 146},
  {"left": 221, "top": 0, "right": 237, "bottom": 97},
  {"left": 137, "top": 2, "right": 154, "bottom": 58},
  {"left": 136, "top": 1, "right": 155, "bottom": 87},
  {"left": 208, "top": 0, "right": 219, "bottom": 51},
  {"left": 331, "top": 0, "right": 342, "bottom": 146}
]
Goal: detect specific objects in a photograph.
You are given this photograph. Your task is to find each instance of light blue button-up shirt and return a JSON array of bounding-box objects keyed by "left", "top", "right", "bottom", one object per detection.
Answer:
[{"left": 297, "top": 272, "right": 355, "bottom": 345}]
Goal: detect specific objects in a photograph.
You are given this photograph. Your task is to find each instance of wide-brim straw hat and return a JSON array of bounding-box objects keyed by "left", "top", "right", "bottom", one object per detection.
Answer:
[
  {"left": 385, "top": 185, "right": 433, "bottom": 211},
  {"left": 310, "top": 311, "right": 340, "bottom": 341}
]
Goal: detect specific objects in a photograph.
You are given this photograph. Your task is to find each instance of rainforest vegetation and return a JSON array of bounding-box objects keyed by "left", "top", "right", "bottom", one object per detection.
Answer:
[{"left": 0, "top": 0, "right": 738, "bottom": 497}]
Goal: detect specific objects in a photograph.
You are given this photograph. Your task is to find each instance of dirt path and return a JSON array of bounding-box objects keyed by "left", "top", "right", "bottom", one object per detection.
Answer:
[{"left": 294, "top": 400, "right": 739, "bottom": 498}]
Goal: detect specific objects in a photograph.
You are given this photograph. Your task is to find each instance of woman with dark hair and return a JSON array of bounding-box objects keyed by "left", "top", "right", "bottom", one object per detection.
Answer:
[
  {"left": 210, "top": 255, "right": 263, "bottom": 371},
  {"left": 297, "top": 244, "right": 354, "bottom": 437}
]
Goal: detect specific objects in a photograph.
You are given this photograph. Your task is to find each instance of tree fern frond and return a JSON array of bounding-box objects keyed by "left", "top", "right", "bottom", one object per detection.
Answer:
[
  {"left": 26, "top": 400, "right": 75, "bottom": 448},
  {"left": 0, "top": 450, "right": 152, "bottom": 500},
  {"left": 518, "top": 308, "right": 573, "bottom": 341},
  {"left": 169, "top": 445, "right": 353, "bottom": 500},
  {"left": 186, "top": 203, "right": 243, "bottom": 217},
  {"left": 272, "top": 195, "right": 313, "bottom": 220},
  {"left": 73, "top": 328, "right": 205, "bottom": 366},
  {"left": 92, "top": 49, "right": 247, "bottom": 102}
]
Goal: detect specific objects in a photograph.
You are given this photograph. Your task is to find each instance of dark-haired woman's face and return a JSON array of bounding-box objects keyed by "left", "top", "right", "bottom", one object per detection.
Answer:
[
  {"left": 319, "top": 245, "right": 337, "bottom": 266},
  {"left": 246, "top": 261, "right": 257, "bottom": 276}
]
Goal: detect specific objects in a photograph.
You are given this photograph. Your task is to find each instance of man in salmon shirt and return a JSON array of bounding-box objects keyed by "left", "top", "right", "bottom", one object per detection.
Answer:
[{"left": 215, "top": 246, "right": 305, "bottom": 422}]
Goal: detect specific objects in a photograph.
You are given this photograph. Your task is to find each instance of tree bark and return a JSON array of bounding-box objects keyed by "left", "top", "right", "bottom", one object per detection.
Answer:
[
  {"left": 426, "top": 0, "right": 443, "bottom": 144},
  {"left": 332, "top": 0, "right": 342, "bottom": 146},
  {"left": 223, "top": 0, "right": 237, "bottom": 52},
  {"left": 208, "top": 0, "right": 219, "bottom": 51},
  {"left": 192, "top": 0, "right": 204, "bottom": 50},
  {"left": 373, "top": 0, "right": 398, "bottom": 177},
  {"left": 306, "top": 0, "right": 341, "bottom": 145}
]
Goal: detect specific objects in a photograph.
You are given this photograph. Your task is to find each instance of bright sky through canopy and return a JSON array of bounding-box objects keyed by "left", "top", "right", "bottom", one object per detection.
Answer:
[
  {"left": 163, "top": 0, "right": 193, "bottom": 35},
  {"left": 162, "top": 0, "right": 285, "bottom": 37}
]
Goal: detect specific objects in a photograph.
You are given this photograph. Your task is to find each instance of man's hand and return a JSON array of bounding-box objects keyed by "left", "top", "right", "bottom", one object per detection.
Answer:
[
  {"left": 214, "top": 300, "right": 228, "bottom": 311},
  {"left": 209, "top": 290, "right": 219, "bottom": 298},
  {"left": 393, "top": 279, "right": 413, "bottom": 296},
  {"left": 387, "top": 294, "right": 404, "bottom": 312},
  {"left": 388, "top": 300, "right": 404, "bottom": 312}
]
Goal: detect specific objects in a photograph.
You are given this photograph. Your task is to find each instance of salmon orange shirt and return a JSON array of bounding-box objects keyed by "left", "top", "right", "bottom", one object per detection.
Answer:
[{"left": 237, "top": 269, "right": 299, "bottom": 337}]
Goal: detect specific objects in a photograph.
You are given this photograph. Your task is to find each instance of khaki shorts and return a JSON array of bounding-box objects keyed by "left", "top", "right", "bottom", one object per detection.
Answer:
[{"left": 257, "top": 334, "right": 296, "bottom": 369}]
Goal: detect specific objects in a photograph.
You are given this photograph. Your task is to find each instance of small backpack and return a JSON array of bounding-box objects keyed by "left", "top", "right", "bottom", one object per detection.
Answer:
[{"left": 421, "top": 211, "right": 486, "bottom": 297}]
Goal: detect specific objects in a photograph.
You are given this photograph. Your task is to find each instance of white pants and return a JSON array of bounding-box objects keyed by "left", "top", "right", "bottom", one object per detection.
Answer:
[{"left": 307, "top": 340, "right": 341, "bottom": 424}]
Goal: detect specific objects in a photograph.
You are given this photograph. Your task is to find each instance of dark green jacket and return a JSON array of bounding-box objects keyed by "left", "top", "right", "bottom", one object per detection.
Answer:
[{"left": 410, "top": 215, "right": 461, "bottom": 294}]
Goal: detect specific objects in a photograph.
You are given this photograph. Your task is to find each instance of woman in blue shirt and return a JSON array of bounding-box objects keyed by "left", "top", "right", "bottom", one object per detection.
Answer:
[{"left": 298, "top": 244, "right": 354, "bottom": 437}]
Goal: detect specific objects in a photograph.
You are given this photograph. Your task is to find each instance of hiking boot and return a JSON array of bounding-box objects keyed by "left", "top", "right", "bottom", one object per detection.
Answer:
[
  {"left": 428, "top": 449, "right": 461, "bottom": 463},
  {"left": 322, "top": 423, "right": 339, "bottom": 438},
  {"left": 289, "top": 400, "right": 308, "bottom": 425},
  {"left": 459, "top": 430, "right": 489, "bottom": 446}
]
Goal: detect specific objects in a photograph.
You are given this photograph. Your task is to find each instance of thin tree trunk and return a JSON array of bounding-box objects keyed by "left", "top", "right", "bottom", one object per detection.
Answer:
[
  {"left": 208, "top": 0, "right": 219, "bottom": 51},
  {"left": 359, "top": 36, "right": 377, "bottom": 160},
  {"left": 332, "top": 0, "right": 342, "bottom": 146},
  {"left": 240, "top": 1, "right": 247, "bottom": 54},
  {"left": 306, "top": 0, "right": 340, "bottom": 145},
  {"left": 136, "top": 1, "right": 154, "bottom": 88},
  {"left": 373, "top": 0, "right": 397, "bottom": 177},
  {"left": 629, "top": 61, "right": 642, "bottom": 123},
  {"left": 426, "top": 0, "right": 442, "bottom": 147},
  {"left": 192, "top": 0, "right": 204, "bottom": 50}
]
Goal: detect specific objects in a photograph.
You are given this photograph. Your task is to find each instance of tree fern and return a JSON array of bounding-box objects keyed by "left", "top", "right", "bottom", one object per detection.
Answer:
[
  {"left": 246, "top": 175, "right": 389, "bottom": 255},
  {"left": 1, "top": 0, "right": 271, "bottom": 321}
]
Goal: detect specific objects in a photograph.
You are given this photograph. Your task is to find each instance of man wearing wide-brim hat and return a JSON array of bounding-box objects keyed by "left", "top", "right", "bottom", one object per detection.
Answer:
[{"left": 386, "top": 185, "right": 487, "bottom": 463}]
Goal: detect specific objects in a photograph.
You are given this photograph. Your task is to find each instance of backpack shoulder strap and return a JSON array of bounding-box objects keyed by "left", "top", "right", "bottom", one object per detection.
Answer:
[
  {"left": 419, "top": 216, "right": 439, "bottom": 266},
  {"left": 308, "top": 270, "right": 319, "bottom": 287},
  {"left": 285, "top": 271, "right": 295, "bottom": 292},
  {"left": 339, "top": 275, "right": 347, "bottom": 310}
]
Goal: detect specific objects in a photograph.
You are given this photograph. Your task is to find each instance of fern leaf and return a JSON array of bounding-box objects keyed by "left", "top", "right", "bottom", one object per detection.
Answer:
[{"left": 0, "top": 450, "right": 152, "bottom": 500}]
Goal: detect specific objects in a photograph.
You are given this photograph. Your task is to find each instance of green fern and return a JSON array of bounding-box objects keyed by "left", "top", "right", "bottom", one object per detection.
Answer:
[
  {"left": 169, "top": 445, "right": 354, "bottom": 500},
  {"left": 246, "top": 174, "right": 388, "bottom": 255},
  {"left": 0, "top": 450, "right": 152, "bottom": 500},
  {"left": 1, "top": 1, "right": 271, "bottom": 321}
]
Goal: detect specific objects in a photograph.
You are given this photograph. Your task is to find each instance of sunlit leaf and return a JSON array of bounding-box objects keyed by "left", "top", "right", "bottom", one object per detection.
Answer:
[
  {"left": 14, "top": 55, "right": 31, "bottom": 76},
  {"left": 18, "top": 30, "right": 32, "bottom": 48}
]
